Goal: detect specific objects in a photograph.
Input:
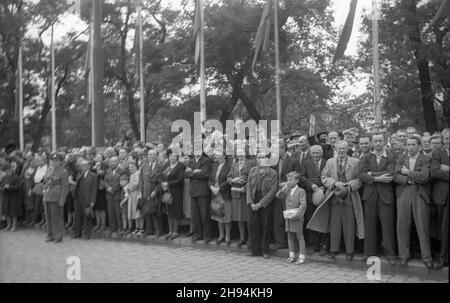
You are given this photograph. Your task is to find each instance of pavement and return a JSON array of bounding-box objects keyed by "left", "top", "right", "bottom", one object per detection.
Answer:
[{"left": 0, "top": 228, "right": 447, "bottom": 283}]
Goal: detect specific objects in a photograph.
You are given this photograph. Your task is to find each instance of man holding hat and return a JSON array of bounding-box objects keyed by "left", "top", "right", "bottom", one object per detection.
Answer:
[
  {"left": 73, "top": 159, "right": 98, "bottom": 239},
  {"left": 43, "top": 152, "right": 69, "bottom": 243},
  {"left": 321, "top": 140, "right": 364, "bottom": 260},
  {"left": 299, "top": 145, "right": 329, "bottom": 255}
]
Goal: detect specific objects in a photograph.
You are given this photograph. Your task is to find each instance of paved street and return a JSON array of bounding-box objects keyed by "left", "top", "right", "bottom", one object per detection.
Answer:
[{"left": 0, "top": 229, "right": 446, "bottom": 283}]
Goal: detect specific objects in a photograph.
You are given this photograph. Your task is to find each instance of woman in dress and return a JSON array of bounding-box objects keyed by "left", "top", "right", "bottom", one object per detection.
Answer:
[
  {"left": 159, "top": 149, "right": 185, "bottom": 240},
  {"left": 228, "top": 152, "right": 254, "bottom": 247},
  {"left": 209, "top": 152, "right": 232, "bottom": 246},
  {"left": 1, "top": 163, "right": 23, "bottom": 231},
  {"left": 180, "top": 153, "right": 193, "bottom": 236},
  {"left": 93, "top": 153, "right": 108, "bottom": 232},
  {"left": 127, "top": 160, "right": 143, "bottom": 236}
]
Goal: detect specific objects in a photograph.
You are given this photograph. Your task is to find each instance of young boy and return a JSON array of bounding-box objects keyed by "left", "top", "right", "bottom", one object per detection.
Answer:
[{"left": 276, "top": 171, "right": 307, "bottom": 265}]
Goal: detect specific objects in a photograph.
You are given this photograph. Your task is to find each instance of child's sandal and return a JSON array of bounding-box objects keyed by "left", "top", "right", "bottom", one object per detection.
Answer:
[{"left": 295, "top": 258, "right": 305, "bottom": 265}]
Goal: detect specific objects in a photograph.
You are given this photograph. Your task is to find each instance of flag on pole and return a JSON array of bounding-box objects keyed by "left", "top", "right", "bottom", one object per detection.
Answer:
[
  {"left": 309, "top": 113, "right": 316, "bottom": 137},
  {"left": 332, "top": 0, "right": 358, "bottom": 64},
  {"left": 432, "top": 0, "right": 450, "bottom": 25},
  {"left": 252, "top": 0, "right": 273, "bottom": 74},
  {"left": 194, "top": 0, "right": 204, "bottom": 74}
]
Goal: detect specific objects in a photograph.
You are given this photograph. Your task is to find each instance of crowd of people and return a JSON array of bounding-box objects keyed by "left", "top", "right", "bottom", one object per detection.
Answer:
[{"left": 0, "top": 125, "right": 448, "bottom": 270}]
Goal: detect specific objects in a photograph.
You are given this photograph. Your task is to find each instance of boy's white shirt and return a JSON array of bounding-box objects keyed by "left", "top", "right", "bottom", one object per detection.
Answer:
[{"left": 289, "top": 184, "right": 299, "bottom": 196}]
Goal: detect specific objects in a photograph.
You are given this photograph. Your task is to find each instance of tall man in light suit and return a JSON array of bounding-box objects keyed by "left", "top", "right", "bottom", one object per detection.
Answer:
[{"left": 321, "top": 140, "right": 364, "bottom": 260}]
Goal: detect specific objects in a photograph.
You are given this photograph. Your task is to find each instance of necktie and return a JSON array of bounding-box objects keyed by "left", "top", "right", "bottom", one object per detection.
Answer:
[
  {"left": 315, "top": 161, "right": 320, "bottom": 174},
  {"left": 338, "top": 159, "right": 343, "bottom": 174}
]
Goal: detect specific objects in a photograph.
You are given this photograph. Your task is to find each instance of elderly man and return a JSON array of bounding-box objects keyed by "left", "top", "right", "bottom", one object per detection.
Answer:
[
  {"left": 73, "top": 159, "right": 98, "bottom": 240},
  {"left": 247, "top": 153, "right": 278, "bottom": 258},
  {"left": 322, "top": 140, "right": 364, "bottom": 260},
  {"left": 394, "top": 136, "right": 432, "bottom": 269},
  {"left": 299, "top": 145, "right": 329, "bottom": 255},
  {"left": 140, "top": 149, "right": 163, "bottom": 238},
  {"left": 43, "top": 152, "right": 69, "bottom": 243},
  {"left": 104, "top": 156, "right": 124, "bottom": 238},
  {"left": 359, "top": 133, "right": 396, "bottom": 263},
  {"left": 430, "top": 128, "right": 449, "bottom": 269},
  {"left": 272, "top": 140, "right": 299, "bottom": 250},
  {"left": 185, "top": 148, "right": 212, "bottom": 243}
]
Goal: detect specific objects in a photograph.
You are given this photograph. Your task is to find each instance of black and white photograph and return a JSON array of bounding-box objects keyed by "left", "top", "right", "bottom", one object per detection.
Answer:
[{"left": 0, "top": 0, "right": 449, "bottom": 287}]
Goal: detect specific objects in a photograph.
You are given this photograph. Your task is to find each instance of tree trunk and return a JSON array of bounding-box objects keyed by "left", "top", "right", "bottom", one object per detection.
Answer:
[
  {"left": 32, "top": 97, "right": 51, "bottom": 151},
  {"left": 404, "top": 0, "right": 437, "bottom": 131}
]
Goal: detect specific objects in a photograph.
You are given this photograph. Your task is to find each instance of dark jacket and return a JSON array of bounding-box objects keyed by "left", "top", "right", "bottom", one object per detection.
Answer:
[
  {"left": 75, "top": 171, "right": 98, "bottom": 206},
  {"left": 246, "top": 166, "right": 278, "bottom": 208},
  {"left": 359, "top": 150, "right": 395, "bottom": 204},
  {"left": 272, "top": 154, "right": 299, "bottom": 184},
  {"left": 394, "top": 153, "right": 431, "bottom": 204},
  {"left": 104, "top": 166, "right": 124, "bottom": 201},
  {"left": 208, "top": 159, "right": 232, "bottom": 201},
  {"left": 140, "top": 159, "right": 161, "bottom": 199},
  {"left": 430, "top": 148, "right": 449, "bottom": 205},
  {"left": 298, "top": 158, "right": 326, "bottom": 204},
  {"left": 185, "top": 155, "right": 212, "bottom": 198}
]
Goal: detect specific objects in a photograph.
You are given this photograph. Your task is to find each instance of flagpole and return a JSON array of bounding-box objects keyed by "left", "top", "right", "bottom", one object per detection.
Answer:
[
  {"left": 273, "top": 0, "right": 282, "bottom": 133},
  {"left": 93, "top": 0, "right": 105, "bottom": 148},
  {"left": 137, "top": 0, "right": 145, "bottom": 142},
  {"left": 372, "top": 0, "right": 381, "bottom": 127},
  {"left": 51, "top": 24, "right": 56, "bottom": 152},
  {"left": 199, "top": 0, "right": 206, "bottom": 123},
  {"left": 89, "top": 12, "right": 95, "bottom": 146},
  {"left": 18, "top": 45, "right": 24, "bottom": 151}
]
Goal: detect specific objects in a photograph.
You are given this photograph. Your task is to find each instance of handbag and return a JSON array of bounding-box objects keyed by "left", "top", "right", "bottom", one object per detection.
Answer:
[
  {"left": 210, "top": 194, "right": 225, "bottom": 218},
  {"left": 32, "top": 182, "right": 45, "bottom": 196},
  {"left": 142, "top": 196, "right": 158, "bottom": 215},
  {"left": 161, "top": 192, "right": 173, "bottom": 205}
]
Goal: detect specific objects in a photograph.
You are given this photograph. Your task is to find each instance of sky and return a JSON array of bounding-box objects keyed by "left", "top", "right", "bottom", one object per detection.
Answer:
[{"left": 36, "top": 0, "right": 376, "bottom": 98}]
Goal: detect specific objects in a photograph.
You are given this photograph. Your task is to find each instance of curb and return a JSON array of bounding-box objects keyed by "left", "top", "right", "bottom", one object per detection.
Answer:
[
  {"left": 22, "top": 226, "right": 449, "bottom": 281},
  {"left": 86, "top": 229, "right": 448, "bottom": 281}
]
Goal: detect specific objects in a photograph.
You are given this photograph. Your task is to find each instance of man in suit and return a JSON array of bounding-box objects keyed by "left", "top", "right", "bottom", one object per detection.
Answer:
[
  {"left": 271, "top": 140, "right": 299, "bottom": 250},
  {"left": 394, "top": 136, "right": 433, "bottom": 269},
  {"left": 43, "top": 152, "right": 69, "bottom": 243},
  {"left": 430, "top": 128, "right": 449, "bottom": 269},
  {"left": 247, "top": 153, "right": 278, "bottom": 258},
  {"left": 293, "top": 135, "right": 312, "bottom": 167},
  {"left": 140, "top": 149, "right": 162, "bottom": 237},
  {"left": 104, "top": 156, "right": 124, "bottom": 238},
  {"left": 321, "top": 140, "right": 364, "bottom": 260},
  {"left": 185, "top": 151, "right": 212, "bottom": 243},
  {"left": 299, "top": 145, "right": 328, "bottom": 255},
  {"left": 430, "top": 134, "right": 443, "bottom": 152},
  {"left": 73, "top": 159, "right": 98, "bottom": 239},
  {"left": 421, "top": 136, "right": 433, "bottom": 157},
  {"left": 359, "top": 133, "right": 396, "bottom": 263},
  {"left": 354, "top": 135, "right": 371, "bottom": 160}
]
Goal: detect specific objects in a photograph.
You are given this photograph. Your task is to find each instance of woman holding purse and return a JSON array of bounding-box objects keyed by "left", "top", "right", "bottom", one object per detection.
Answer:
[
  {"left": 228, "top": 150, "right": 254, "bottom": 248},
  {"left": 209, "top": 151, "right": 232, "bottom": 246},
  {"left": 159, "top": 149, "right": 185, "bottom": 240},
  {"left": 275, "top": 171, "right": 307, "bottom": 265}
]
